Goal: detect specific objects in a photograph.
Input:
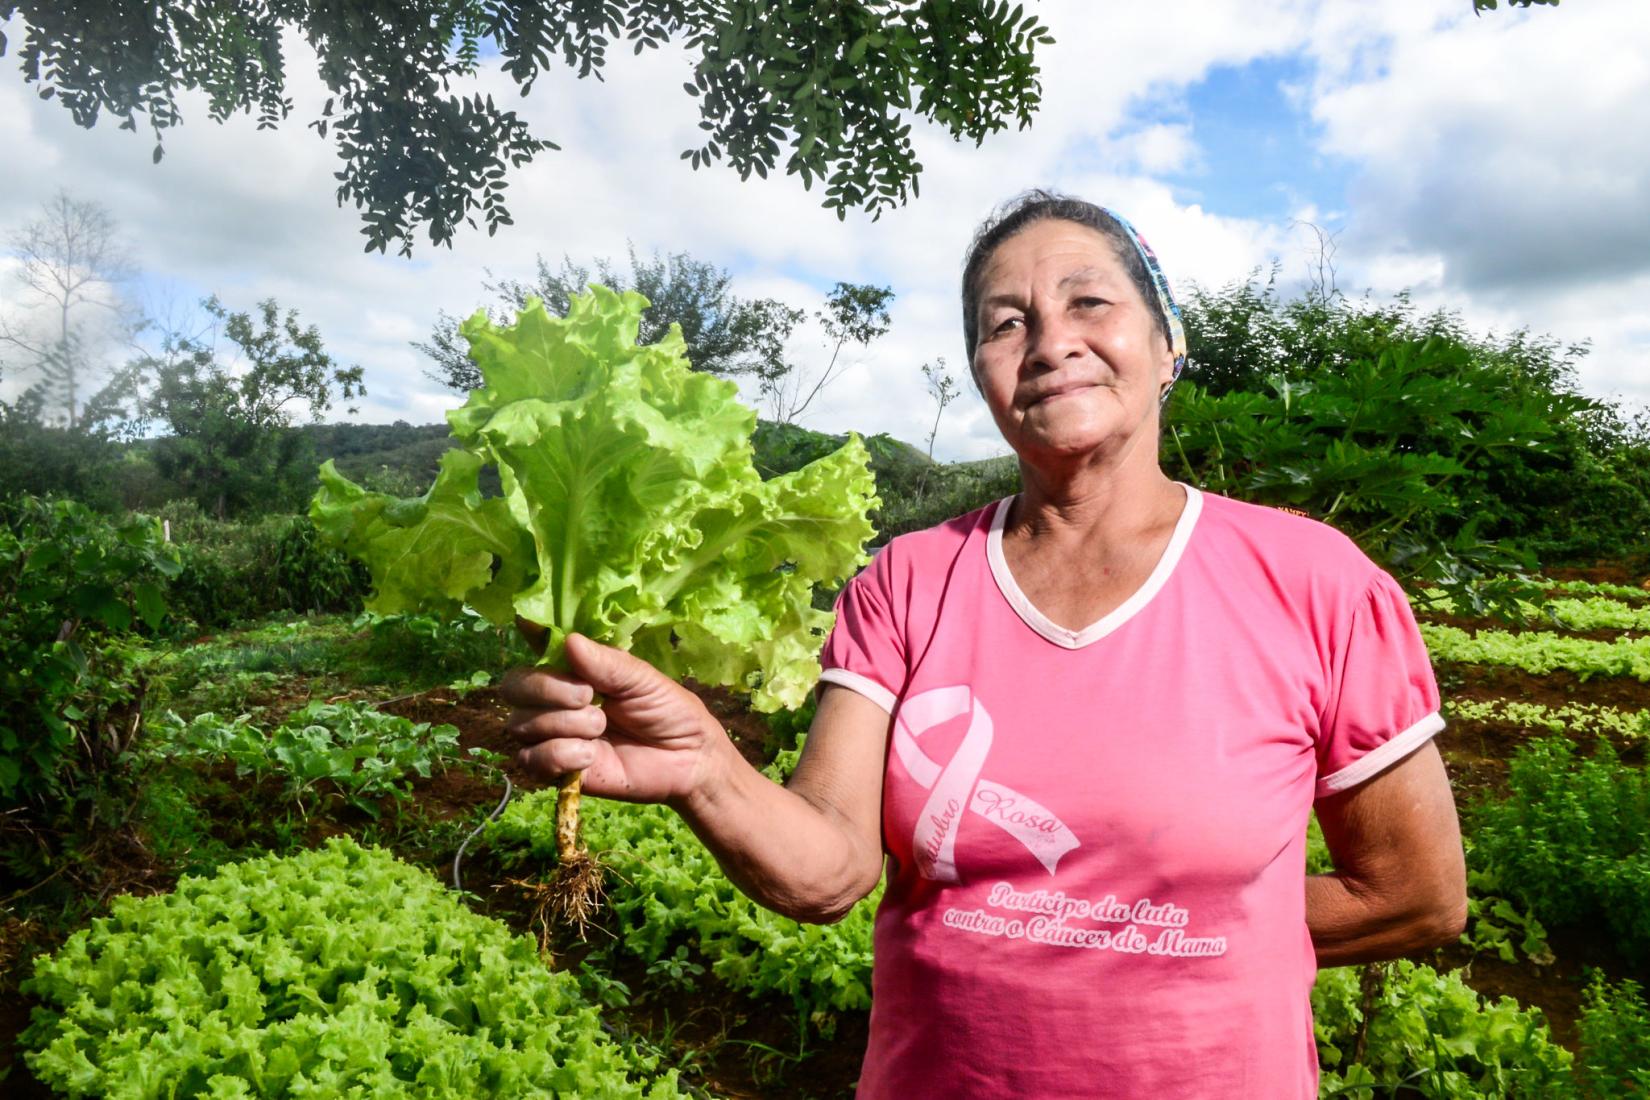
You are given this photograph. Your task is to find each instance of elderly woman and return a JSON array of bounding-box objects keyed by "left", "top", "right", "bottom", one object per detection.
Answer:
[{"left": 501, "top": 191, "right": 1467, "bottom": 1097}]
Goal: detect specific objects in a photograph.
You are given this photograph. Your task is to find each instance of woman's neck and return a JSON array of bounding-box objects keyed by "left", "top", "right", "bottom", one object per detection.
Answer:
[{"left": 1009, "top": 438, "right": 1181, "bottom": 553}]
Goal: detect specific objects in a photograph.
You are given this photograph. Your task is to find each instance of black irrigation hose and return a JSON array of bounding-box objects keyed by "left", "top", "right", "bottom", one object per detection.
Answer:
[{"left": 452, "top": 767, "right": 514, "bottom": 893}]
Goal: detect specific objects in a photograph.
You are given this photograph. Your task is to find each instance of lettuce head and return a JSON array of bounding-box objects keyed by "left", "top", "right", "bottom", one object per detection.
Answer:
[{"left": 311, "top": 286, "right": 878, "bottom": 712}]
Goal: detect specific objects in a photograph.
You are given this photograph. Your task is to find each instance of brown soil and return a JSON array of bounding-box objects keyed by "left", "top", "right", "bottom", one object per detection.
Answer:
[{"left": 589, "top": 950, "right": 866, "bottom": 1100}]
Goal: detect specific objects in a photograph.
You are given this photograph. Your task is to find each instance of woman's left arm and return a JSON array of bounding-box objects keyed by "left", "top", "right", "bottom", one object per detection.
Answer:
[{"left": 1307, "top": 740, "right": 1468, "bottom": 967}]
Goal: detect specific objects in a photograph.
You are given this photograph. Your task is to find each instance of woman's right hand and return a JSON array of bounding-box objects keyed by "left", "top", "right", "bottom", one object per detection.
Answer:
[{"left": 498, "top": 631, "right": 732, "bottom": 808}]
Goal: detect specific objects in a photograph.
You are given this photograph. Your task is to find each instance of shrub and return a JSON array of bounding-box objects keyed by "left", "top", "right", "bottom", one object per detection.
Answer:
[
  {"left": 1166, "top": 336, "right": 1554, "bottom": 616},
  {"left": 1468, "top": 738, "right": 1650, "bottom": 961},
  {"left": 356, "top": 610, "right": 523, "bottom": 686},
  {"left": 0, "top": 495, "right": 179, "bottom": 807},
  {"left": 0, "top": 416, "right": 128, "bottom": 512},
  {"left": 1177, "top": 277, "right": 1650, "bottom": 566},
  {"left": 158, "top": 500, "right": 368, "bottom": 627},
  {"left": 875, "top": 455, "right": 1021, "bottom": 543},
  {"left": 1576, "top": 973, "right": 1650, "bottom": 1098}
]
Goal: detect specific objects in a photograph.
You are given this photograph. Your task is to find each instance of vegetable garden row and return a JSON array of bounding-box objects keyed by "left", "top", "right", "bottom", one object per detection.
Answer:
[
  {"left": 2, "top": 564, "right": 1647, "bottom": 1097},
  {"left": 4, "top": 293, "right": 1649, "bottom": 1097}
]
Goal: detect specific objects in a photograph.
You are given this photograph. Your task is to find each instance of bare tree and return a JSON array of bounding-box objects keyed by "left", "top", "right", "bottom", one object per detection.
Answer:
[
  {"left": 761, "top": 282, "right": 894, "bottom": 425},
  {"left": 915, "top": 357, "right": 959, "bottom": 502},
  {"left": 1292, "top": 220, "right": 1343, "bottom": 302},
  {"left": 1, "top": 190, "right": 137, "bottom": 428}
]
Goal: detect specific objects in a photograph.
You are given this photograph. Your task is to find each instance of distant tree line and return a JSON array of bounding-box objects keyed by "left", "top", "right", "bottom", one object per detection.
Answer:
[
  {"left": 0, "top": 191, "right": 901, "bottom": 520},
  {"left": 4, "top": 191, "right": 1647, "bottom": 593}
]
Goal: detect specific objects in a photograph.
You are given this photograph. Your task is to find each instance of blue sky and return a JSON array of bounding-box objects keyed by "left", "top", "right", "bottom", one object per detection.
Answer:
[
  {"left": 1162, "top": 57, "right": 1354, "bottom": 226},
  {"left": 1, "top": 0, "right": 1646, "bottom": 458}
]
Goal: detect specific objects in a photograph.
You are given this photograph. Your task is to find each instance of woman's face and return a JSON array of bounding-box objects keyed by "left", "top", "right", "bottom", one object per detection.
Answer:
[{"left": 970, "top": 219, "right": 1175, "bottom": 466}]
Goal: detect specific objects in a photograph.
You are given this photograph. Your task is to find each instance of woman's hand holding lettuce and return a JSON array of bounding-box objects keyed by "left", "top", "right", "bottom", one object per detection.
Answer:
[{"left": 311, "top": 285, "right": 878, "bottom": 924}]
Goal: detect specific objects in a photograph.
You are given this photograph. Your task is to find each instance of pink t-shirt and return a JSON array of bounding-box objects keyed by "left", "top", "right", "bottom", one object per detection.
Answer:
[{"left": 818, "top": 485, "right": 1443, "bottom": 1098}]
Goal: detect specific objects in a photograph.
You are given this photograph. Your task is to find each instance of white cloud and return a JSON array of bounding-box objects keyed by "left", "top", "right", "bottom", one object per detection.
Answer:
[
  {"left": 1, "top": 3, "right": 1312, "bottom": 456},
  {"left": 1296, "top": 0, "right": 1650, "bottom": 406},
  {"left": 1120, "top": 124, "right": 1203, "bottom": 175},
  {"left": 4, "top": 0, "right": 1641, "bottom": 465}
]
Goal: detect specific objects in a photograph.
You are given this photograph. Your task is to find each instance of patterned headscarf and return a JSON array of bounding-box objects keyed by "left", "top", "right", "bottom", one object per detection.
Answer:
[{"left": 1100, "top": 208, "right": 1189, "bottom": 404}]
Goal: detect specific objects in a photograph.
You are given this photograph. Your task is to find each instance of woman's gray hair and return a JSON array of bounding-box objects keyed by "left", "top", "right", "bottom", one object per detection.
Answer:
[{"left": 960, "top": 189, "right": 1173, "bottom": 366}]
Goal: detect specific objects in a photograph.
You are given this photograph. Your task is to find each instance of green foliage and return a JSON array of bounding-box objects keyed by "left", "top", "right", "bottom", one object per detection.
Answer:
[
  {"left": 0, "top": 494, "right": 179, "bottom": 806},
  {"left": 759, "top": 281, "right": 895, "bottom": 425},
  {"left": 152, "top": 701, "right": 465, "bottom": 820},
  {"left": 1314, "top": 807, "right": 1554, "bottom": 968},
  {"left": 1306, "top": 813, "right": 1333, "bottom": 874},
  {"left": 752, "top": 420, "right": 1019, "bottom": 543},
  {"left": 1575, "top": 973, "right": 1650, "bottom": 1098},
  {"left": 1549, "top": 578, "right": 1650, "bottom": 604},
  {"left": 1312, "top": 961, "right": 1572, "bottom": 1097},
  {"left": 356, "top": 610, "right": 524, "bottom": 688},
  {"left": 1542, "top": 594, "right": 1650, "bottom": 631},
  {"left": 876, "top": 454, "right": 1021, "bottom": 542},
  {"left": 139, "top": 296, "right": 365, "bottom": 520},
  {"left": 1459, "top": 866, "right": 1554, "bottom": 966},
  {"left": 142, "top": 616, "right": 360, "bottom": 721},
  {"left": 763, "top": 695, "right": 817, "bottom": 756},
  {"left": 158, "top": 500, "right": 369, "bottom": 628},
  {"left": 1176, "top": 279, "right": 1650, "bottom": 566},
  {"left": 298, "top": 420, "right": 453, "bottom": 497},
  {"left": 0, "top": 411, "right": 131, "bottom": 510},
  {"left": 20, "top": 837, "right": 681, "bottom": 1097},
  {"left": 1425, "top": 590, "right": 1650, "bottom": 632},
  {"left": 313, "top": 288, "right": 878, "bottom": 711},
  {"left": 1421, "top": 623, "right": 1650, "bottom": 682},
  {"left": 2, "top": 1, "right": 1052, "bottom": 254},
  {"left": 1468, "top": 737, "right": 1650, "bottom": 961},
  {"left": 420, "top": 247, "right": 805, "bottom": 394},
  {"left": 1167, "top": 335, "right": 1555, "bottom": 613},
  {"left": 488, "top": 762, "right": 880, "bottom": 1038}
]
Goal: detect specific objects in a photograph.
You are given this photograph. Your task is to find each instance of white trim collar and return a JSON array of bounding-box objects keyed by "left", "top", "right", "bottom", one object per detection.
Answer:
[{"left": 986, "top": 483, "right": 1202, "bottom": 649}]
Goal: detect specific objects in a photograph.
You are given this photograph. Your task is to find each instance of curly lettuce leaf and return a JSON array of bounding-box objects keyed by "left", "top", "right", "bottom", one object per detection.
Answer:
[
  {"left": 311, "top": 448, "right": 531, "bottom": 626},
  {"left": 311, "top": 286, "right": 877, "bottom": 711}
]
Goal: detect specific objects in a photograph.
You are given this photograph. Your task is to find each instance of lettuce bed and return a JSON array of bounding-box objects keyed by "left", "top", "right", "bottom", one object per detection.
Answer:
[{"left": 21, "top": 837, "right": 678, "bottom": 1098}]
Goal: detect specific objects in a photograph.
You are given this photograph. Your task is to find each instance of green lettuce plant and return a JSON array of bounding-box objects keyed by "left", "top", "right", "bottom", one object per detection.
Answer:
[
  {"left": 153, "top": 701, "right": 464, "bottom": 819},
  {"left": 21, "top": 837, "right": 680, "bottom": 1097},
  {"left": 311, "top": 286, "right": 878, "bottom": 925},
  {"left": 1312, "top": 961, "right": 1572, "bottom": 1097},
  {"left": 1420, "top": 623, "right": 1650, "bottom": 682}
]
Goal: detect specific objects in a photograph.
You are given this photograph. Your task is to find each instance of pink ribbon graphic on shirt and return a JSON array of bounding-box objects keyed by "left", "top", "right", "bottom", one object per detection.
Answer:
[{"left": 895, "top": 686, "right": 1080, "bottom": 883}]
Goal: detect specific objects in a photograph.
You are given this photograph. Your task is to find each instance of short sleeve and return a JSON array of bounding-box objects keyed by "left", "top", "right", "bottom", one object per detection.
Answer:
[
  {"left": 1314, "top": 569, "right": 1444, "bottom": 799},
  {"left": 818, "top": 546, "right": 907, "bottom": 715}
]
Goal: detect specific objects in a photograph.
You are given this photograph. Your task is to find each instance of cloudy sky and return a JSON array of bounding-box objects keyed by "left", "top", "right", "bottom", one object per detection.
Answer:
[{"left": 2, "top": 0, "right": 1646, "bottom": 461}]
